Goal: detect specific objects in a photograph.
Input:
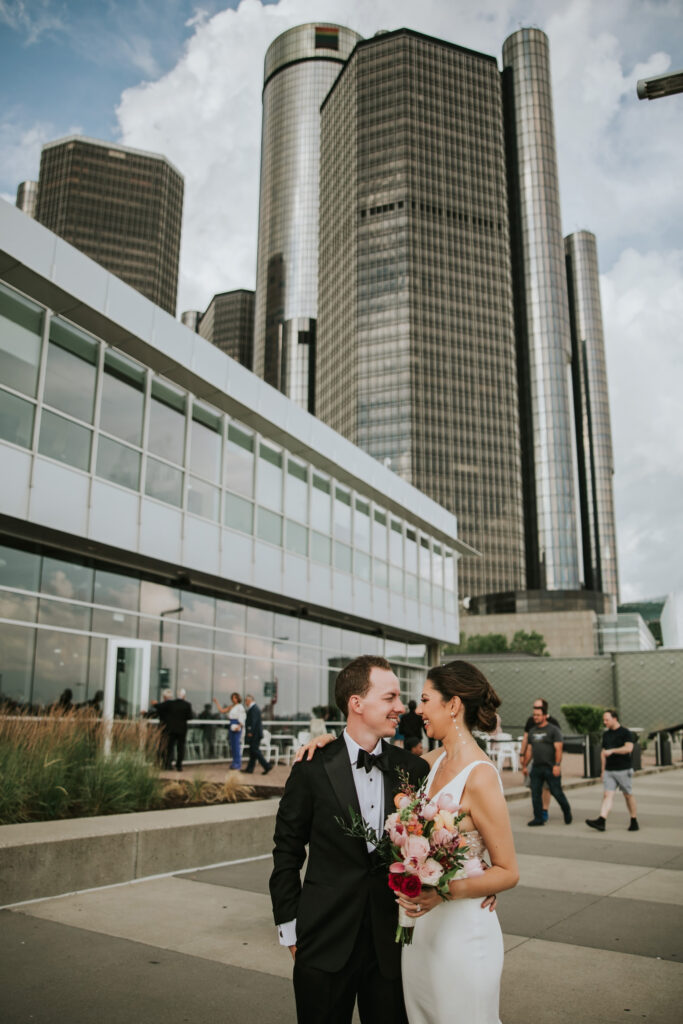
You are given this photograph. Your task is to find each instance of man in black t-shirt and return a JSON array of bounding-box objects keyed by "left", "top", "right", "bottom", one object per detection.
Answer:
[
  {"left": 586, "top": 710, "right": 639, "bottom": 832},
  {"left": 522, "top": 704, "right": 572, "bottom": 826},
  {"left": 520, "top": 699, "right": 560, "bottom": 821}
]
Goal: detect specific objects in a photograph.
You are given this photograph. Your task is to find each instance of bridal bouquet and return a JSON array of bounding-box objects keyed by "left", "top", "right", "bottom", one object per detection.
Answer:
[{"left": 338, "top": 770, "right": 485, "bottom": 944}]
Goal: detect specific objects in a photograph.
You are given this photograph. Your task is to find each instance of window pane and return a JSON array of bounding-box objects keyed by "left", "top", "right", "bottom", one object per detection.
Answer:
[
  {"left": 45, "top": 319, "right": 98, "bottom": 423},
  {"left": 257, "top": 443, "right": 283, "bottom": 511},
  {"left": 285, "top": 458, "right": 308, "bottom": 521},
  {"left": 96, "top": 436, "right": 140, "bottom": 490},
  {"left": 100, "top": 351, "right": 144, "bottom": 445},
  {"left": 41, "top": 556, "right": 93, "bottom": 603},
  {"left": 188, "top": 476, "right": 220, "bottom": 520},
  {"left": 190, "top": 407, "right": 222, "bottom": 481},
  {"left": 419, "top": 537, "right": 431, "bottom": 579},
  {"left": 148, "top": 380, "right": 186, "bottom": 464},
  {"left": 390, "top": 565, "right": 403, "bottom": 593},
  {"left": 93, "top": 568, "right": 140, "bottom": 611},
  {"left": 355, "top": 550, "right": 370, "bottom": 581},
  {"left": 334, "top": 487, "right": 352, "bottom": 543},
  {"left": 286, "top": 519, "right": 308, "bottom": 556},
  {"left": 0, "top": 389, "right": 34, "bottom": 447},
  {"left": 33, "top": 628, "right": 90, "bottom": 709},
  {"left": 311, "top": 531, "right": 331, "bottom": 564},
  {"left": 225, "top": 423, "right": 254, "bottom": 497},
  {"left": 225, "top": 493, "right": 253, "bottom": 534},
  {"left": 0, "top": 281, "right": 43, "bottom": 397},
  {"left": 145, "top": 456, "right": 183, "bottom": 506},
  {"left": 406, "top": 573, "right": 418, "bottom": 599},
  {"left": 39, "top": 409, "right": 91, "bottom": 470},
  {"left": 354, "top": 499, "right": 370, "bottom": 551},
  {"left": 390, "top": 520, "right": 403, "bottom": 564},
  {"left": 374, "top": 559, "right": 388, "bottom": 587},
  {"left": 311, "top": 474, "right": 331, "bottom": 532},
  {"left": 373, "top": 509, "right": 387, "bottom": 559},
  {"left": 334, "top": 541, "right": 352, "bottom": 572},
  {"left": 257, "top": 507, "right": 282, "bottom": 546},
  {"left": 0, "top": 621, "right": 35, "bottom": 708},
  {"left": 405, "top": 529, "right": 418, "bottom": 574}
]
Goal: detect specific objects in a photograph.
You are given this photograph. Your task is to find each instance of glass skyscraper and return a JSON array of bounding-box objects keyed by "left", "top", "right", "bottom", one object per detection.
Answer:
[
  {"left": 565, "top": 231, "right": 619, "bottom": 608},
  {"left": 317, "top": 29, "right": 526, "bottom": 600},
  {"left": 252, "top": 23, "right": 361, "bottom": 412},
  {"left": 34, "top": 136, "right": 184, "bottom": 316},
  {"left": 198, "top": 289, "right": 255, "bottom": 369}
]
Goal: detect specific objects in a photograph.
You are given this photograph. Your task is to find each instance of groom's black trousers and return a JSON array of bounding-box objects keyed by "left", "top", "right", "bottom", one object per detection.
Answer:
[{"left": 292, "top": 902, "right": 408, "bottom": 1024}]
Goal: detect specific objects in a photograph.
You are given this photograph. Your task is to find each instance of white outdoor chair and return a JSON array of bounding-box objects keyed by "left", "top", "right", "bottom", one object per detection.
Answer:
[
  {"left": 284, "top": 730, "right": 312, "bottom": 765},
  {"left": 493, "top": 733, "right": 520, "bottom": 772},
  {"left": 260, "top": 728, "right": 279, "bottom": 766}
]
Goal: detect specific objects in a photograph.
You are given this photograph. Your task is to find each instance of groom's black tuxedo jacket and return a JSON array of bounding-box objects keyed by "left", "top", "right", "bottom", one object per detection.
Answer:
[{"left": 270, "top": 735, "right": 428, "bottom": 977}]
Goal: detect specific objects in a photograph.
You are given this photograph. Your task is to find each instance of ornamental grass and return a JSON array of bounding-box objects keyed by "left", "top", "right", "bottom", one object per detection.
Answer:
[{"left": 0, "top": 707, "right": 164, "bottom": 824}]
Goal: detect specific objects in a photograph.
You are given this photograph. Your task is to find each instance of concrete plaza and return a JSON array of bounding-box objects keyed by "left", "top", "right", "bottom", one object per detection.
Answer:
[{"left": 2, "top": 768, "right": 682, "bottom": 1023}]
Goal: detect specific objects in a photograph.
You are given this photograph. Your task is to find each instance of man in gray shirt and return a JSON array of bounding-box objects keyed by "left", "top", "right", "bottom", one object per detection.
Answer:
[{"left": 523, "top": 704, "right": 572, "bottom": 826}]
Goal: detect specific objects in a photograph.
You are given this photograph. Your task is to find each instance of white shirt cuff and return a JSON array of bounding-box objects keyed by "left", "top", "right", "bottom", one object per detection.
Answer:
[{"left": 277, "top": 919, "right": 297, "bottom": 946}]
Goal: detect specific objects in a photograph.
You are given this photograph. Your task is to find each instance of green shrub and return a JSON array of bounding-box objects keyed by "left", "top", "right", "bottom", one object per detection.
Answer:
[
  {"left": 0, "top": 708, "right": 164, "bottom": 824},
  {"left": 560, "top": 704, "right": 605, "bottom": 741}
]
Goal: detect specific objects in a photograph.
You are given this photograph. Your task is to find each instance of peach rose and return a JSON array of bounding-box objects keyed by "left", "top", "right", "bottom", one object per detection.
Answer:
[
  {"left": 433, "top": 809, "right": 456, "bottom": 833},
  {"left": 417, "top": 857, "right": 444, "bottom": 885}
]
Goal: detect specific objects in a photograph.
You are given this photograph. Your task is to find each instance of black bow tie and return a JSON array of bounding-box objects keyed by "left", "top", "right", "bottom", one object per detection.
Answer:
[{"left": 356, "top": 748, "right": 390, "bottom": 773}]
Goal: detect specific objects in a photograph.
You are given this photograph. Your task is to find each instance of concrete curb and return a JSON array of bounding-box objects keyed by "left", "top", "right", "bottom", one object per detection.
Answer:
[
  {"left": 0, "top": 798, "right": 279, "bottom": 908},
  {"left": 503, "top": 762, "right": 682, "bottom": 801}
]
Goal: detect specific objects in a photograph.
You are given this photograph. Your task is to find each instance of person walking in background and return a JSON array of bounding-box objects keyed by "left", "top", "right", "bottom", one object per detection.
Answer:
[
  {"left": 523, "top": 703, "right": 572, "bottom": 826},
  {"left": 214, "top": 691, "right": 246, "bottom": 770},
  {"left": 243, "top": 694, "right": 272, "bottom": 774},
  {"left": 150, "top": 688, "right": 193, "bottom": 771},
  {"left": 520, "top": 699, "right": 560, "bottom": 822},
  {"left": 398, "top": 699, "right": 424, "bottom": 744},
  {"left": 403, "top": 735, "right": 424, "bottom": 757},
  {"left": 586, "top": 709, "right": 639, "bottom": 832}
]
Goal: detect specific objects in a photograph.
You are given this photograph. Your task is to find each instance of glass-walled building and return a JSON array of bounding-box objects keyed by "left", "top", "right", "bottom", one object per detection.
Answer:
[{"left": 0, "top": 199, "right": 473, "bottom": 718}]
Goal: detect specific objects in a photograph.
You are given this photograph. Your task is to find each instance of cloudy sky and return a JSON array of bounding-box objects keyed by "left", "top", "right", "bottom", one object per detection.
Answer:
[{"left": 1, "top": 0, "right": 682, "bottom": 604}]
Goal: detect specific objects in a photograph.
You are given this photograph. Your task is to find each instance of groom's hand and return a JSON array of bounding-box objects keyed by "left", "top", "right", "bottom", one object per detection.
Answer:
[{"left": 289, "top": 945, "right": 297, "bottom": 960}]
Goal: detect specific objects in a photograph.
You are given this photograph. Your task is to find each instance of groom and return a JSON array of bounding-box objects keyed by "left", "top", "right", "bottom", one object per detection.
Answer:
[{"left": 269, "top": 655, "right": 427, "bottom": 1024}]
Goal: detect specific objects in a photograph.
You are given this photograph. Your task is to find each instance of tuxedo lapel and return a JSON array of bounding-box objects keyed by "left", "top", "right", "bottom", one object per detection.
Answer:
[
  {"left": 381, "top": 740, "right": 402, "bottom": 826},
  {"left": 323, "top": 735, "right": 362, "bottom": 826}
]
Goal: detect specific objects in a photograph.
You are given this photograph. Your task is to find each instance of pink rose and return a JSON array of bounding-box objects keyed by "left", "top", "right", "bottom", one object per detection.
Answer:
[
  {"left": 463, "top": 857, "right": 485, "bottom": 877},
  {"left": 430, "top": 827, "right": 454, "bottom": 847},
  {"left": 403, "top": 834, "right": 430, "bottom": 869},
  {"left": 421, "top": 801, "right": 438, "bottom": 820},
  {"left": 436, "top": 792, "right": 459, "bottom": 813},
  {"left": 417, "top": 857, "right": 444, "bottom": 885},
  {"left": 385, "top": 813, "right": 408, "bottom": 847},
  {"left": 397, "top": 795, "right": 411, "bottom": 810}
]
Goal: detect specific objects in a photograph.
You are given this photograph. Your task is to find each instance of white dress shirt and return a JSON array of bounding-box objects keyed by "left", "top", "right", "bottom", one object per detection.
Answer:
[{"left": 276, "top": 730, "right": 386, "bottom": 947}]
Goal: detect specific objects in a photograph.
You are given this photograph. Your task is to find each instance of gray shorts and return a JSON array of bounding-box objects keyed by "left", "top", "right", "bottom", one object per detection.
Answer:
[{"left": 604, "top": 768, "right": 633, "bottom": 794}]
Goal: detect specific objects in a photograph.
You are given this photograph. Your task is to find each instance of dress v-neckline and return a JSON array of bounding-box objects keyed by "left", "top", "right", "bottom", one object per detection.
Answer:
[{"left": 426, "top": 752, "right": 489, "bottom": 802}]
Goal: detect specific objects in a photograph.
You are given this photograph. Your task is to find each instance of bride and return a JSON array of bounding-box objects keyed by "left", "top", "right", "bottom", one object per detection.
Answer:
[
  {"left": 398, "top": 661, "right": 519, "bottom": 1024},
  {"left": 297, "top": 659, "right": 519, "bottom": 1024}
]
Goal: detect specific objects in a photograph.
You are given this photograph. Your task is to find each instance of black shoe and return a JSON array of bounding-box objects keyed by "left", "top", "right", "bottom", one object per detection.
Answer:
[
  {"left": 563, "top": 808, "right": 572, "bottom": 824},
  {"left": 628, "top": 818, "right": 640, "bottom": 831},
  {"left": 527, "top": 819, "right": 544, "bottom": 827},
  {"left": 586, "top": 817, "right": 606, "bottom": 832},
  {"left": 243, "top": 768, "right": 254, "bottom": 774},
  {"left": 262, "top": 764, "right": 273, "bottom": 775}
]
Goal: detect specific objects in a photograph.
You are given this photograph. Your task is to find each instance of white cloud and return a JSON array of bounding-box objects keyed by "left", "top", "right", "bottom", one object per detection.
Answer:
[
  {"left": 0, "top": 116, "right": 70, "bottom": 189},
  {"left": 112, "top": 0, "right": 683, "bottom": 600}
]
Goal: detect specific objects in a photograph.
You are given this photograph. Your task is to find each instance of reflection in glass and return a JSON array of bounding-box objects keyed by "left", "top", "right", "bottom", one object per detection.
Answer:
[
  {"left": 213, "top": 652, "right": 245, "bottom": 696},
  {"left": 39, "top": 409, "right": 91, "bottom": 471},
  {"left": 334, "top": 541, "right": 352, "bottom": 573},
  {"left": 286, "top": 519, "right": 308, "bottom": 556},
  {"left": 148, "top": 380, "right": 186, "bottom": 465},
  {"left": 354, "top": 499, "right": 370, "bottom": 551},
  {"left": 311, "top": 531, "right": 331, "bottom": 564},
  {"left": 0, "top": 281, "right": 44, "bottom": 397},
  {"left": 0, "top": 543, "right": 40, "bottom": 592},
  {"left": 225, "top": 493, "right": 253, "bottom": 534},
  {"left": 286, "top": 458, "right": 308, "bottom": 521},
  {"left": 311, "top": 474, "right": 331, "bottom": 532},
  {"left": 44, "top": 320, "right": 97, "bottom": 423},
  {"left": 257, "top": 507, "right": 282, "bottom": 545},
  {"left": 257, "top": 443, "right": 283, "bottom": 511},
  {"left": 145, "top": 457, "right": 183, "bottom": 507},
  {"left": 100, "top": 350, "right": 145, "bottom": 445},
  {"left": 225, "top": 423, "right": 254, "bottom": 497},
  {"left": 94, "top": 568, "right": 140, "bottom": 611},
  {"left": 390, "top": 520, "right": 403, "bottom": 564},
  {"left": 38, "top": 595, "right": 91, "bottom": 631},
  {"left": 0, "top": 389, "right": 34, "bottom": 448},
  {"left": 334, "top": 487, "right": 352, "bottom": 543},
  {"left": 0, "top": 621, "right": 35, "bottom": 707},
  {"left": 373, "top": 509, "right": 387, "bottom": 560},
  {"left": 33, "top": 628, "right": 90, "bottom": 709},
  {"left": 374, "top": 559, "right": 388, "bottom": 587},
  {"left": 96, "top": 436, "right": 140, "bottom": 490},
  {"left": 188, "top": 476, "right": 220, "bottom": 520},
  {"left": 190, "top": 404, "right": 222, "bottom": 481},
  {"left": 354, "top": 550, "right": 370, "bottom": 581},
  {"left": 42, "top": 556, "right": 93, "bottom": 603}
]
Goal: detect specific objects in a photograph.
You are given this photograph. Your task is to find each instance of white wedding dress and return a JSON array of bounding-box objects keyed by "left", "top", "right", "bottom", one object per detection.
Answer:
[{"left": 402, "top": 758, "right": 504, "bottom": 1024}]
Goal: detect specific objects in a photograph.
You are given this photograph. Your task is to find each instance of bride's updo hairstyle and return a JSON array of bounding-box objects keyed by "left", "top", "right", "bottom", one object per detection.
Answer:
[{"left": 427, "top": 660, "right": 501, "bottom": 733}]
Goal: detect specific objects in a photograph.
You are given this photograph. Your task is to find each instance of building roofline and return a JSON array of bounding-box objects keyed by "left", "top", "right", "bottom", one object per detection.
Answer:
[
  {"left": 41, "top": 135, "right": 184, "bottom": 181},
  {"left": 321, "top": 26, "right": 498, "bottom": 111}
]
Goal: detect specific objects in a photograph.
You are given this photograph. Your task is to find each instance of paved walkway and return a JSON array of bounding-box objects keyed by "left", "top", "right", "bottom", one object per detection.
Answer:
[{"left": 2, "top": 769, "right": 681, "bottom": 1023}]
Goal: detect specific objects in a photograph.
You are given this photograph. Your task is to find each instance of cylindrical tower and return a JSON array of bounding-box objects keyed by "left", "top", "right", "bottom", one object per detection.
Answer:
[
  {"left": 565, "top": 231, "right": 619, "bottom": 608},
  {"left": 253, "top": 23, "right": 361, "bottom": 412},
  {"left": 503, "top": 28, "right": 581, "bottom": 591},
  {"left": 180, "top": 310, "right": 200, "bottom": 331},
  {"left": 16, "top": 180, "right": 39, "bottom": 218}
]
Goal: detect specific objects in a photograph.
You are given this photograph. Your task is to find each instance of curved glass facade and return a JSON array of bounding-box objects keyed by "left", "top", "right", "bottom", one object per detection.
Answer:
[
  {"left": 253, "top": 23, "right": 361, "bottom": 411},
  {"left": 503, "top": 28, "right": 581, "bottom": 591},
  {"left": 565, "top": 231, "right": 619, "bottom": 607}
]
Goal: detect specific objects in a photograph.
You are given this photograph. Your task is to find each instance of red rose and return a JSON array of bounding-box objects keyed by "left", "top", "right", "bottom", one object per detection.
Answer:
[
  {"left": 401, "top": 874, "right": 422, "bottom": 898},
  {"left": 388, "top": 872, "right": 404, "bottom": 893}
]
